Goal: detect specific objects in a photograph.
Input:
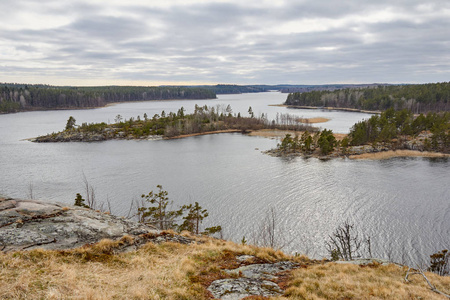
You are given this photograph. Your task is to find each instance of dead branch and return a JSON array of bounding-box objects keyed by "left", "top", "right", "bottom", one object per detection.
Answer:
[{"left": 405, "top": 267, "right": 450, "bottom": 298}]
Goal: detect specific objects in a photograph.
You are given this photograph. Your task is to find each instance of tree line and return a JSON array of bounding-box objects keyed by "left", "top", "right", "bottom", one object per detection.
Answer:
[
  {"left": 285, "top": 82, "right": 450, "bottom": 113},
  {"left": 0, "top": 83, "right": 217, "bottom": 113}
]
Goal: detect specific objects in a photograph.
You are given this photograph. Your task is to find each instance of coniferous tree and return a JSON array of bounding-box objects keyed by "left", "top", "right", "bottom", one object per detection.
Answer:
[{"left": 65, "top": 116, "right": 76, "bottom": 130}]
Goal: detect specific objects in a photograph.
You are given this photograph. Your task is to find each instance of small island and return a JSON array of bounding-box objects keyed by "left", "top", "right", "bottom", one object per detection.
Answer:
[{"left": 32, "top": 105, "right": 316, "bottom": 142}]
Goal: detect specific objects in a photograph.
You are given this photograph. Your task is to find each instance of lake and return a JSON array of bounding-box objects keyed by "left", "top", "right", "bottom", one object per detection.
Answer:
[{"left": 0, "top": 92, "right": 448, "bottom": 265}]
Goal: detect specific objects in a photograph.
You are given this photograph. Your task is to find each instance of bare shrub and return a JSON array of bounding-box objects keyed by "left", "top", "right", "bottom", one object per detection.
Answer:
[
  {"left": 325, "top": 220, "right": 371, "bottom": 261},
  {"left": 251, "top": 207, "right": 293, "bottom": 250}
]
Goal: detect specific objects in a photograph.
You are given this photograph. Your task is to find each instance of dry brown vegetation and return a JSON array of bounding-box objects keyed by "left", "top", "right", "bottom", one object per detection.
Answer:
[
  {"left": 248, "top": 129, "right": 302, "bottom": 138},
  {"left": 275, "top": 262, "right": 450, "bottom": 300},
  {"left": 349, "top": 150, "right": 450, "bottom": 160},
  {"left": 0, "top": 234, "right": 299, "bottom": 300},
  {"left": 297, "top": 117, "right": 330, "bottom": 124},
  {"left": 248, "top": 129, "right": 347, "bottom": 141},
  {"left": 1, "top": 235, "right": 449, "bottom": 299}
]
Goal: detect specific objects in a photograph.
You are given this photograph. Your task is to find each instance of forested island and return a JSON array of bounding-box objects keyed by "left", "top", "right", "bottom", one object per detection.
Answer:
[
  {"left": 270, "top": 108, "right": 449, "bottom": 158},
  {"left": 0, "top": 84, "right": 216, "bottom": 113},
  {"left": 32, "top": 105, "right": 313, "bottom": 142},
  {"left": 285, "top": 82, "right": 450, "bottom": 113}
]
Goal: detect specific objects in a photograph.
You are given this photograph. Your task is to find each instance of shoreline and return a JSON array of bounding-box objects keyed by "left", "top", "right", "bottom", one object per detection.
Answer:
[
  {"left": 104, "top": 97, "right": 218, "bottom": 108},
  {"left": 267, "top": 148, "right": 449, "bottom": 160},
  {"left": 1, "top": 97, "right": 219, "bottom": 114},
  {"left": 271, "top": 104, "right": 380, "bottom": 114},
  {"left": 30, "top": 128, "right": 449, "bottom": 160},
  {"left": 165, "top": 129, "right": 242, "bottom": 139},
  {"left": 349, "top": 150, "right": 449, "bottom": 160},
  {"left": 248, "top": 129, "right": 347, "bottom": 140}
]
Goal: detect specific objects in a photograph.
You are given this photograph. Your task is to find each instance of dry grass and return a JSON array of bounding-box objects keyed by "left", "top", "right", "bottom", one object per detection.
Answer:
[
  {"left": 274, "top": 262, "right": 450, "bottom": 300},
  {"left": 0, "top": 235, "right": 300, "bottom": 300},
  {"left": 297, "top": 117, "right": 330, "bottom": 124},
  {"left": 248, "top": 129, "right": 301, "bottom": 138},
  {"left": 1, "top": 235, "right": 448, "bottom": 300},
  {"left": 349, "top": 150, "right": 450, "bottom": 160},
  {"left": 248, "top": 129, "right": 348, "bottom": 141}
]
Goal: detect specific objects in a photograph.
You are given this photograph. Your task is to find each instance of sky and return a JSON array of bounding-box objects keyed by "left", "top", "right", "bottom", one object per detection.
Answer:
[{"left": 0, "top": 0, "right": 449, "bottom": 86}]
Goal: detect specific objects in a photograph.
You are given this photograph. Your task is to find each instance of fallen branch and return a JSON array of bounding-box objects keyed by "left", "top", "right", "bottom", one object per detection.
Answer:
[{"left": 405, "top": 267, "right": 450, "bottom": 298}]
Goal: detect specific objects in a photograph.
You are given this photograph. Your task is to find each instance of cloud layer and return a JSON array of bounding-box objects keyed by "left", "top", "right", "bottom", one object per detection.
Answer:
[{"left": 1, "top": 0, "right": 449, "bottom": 85}]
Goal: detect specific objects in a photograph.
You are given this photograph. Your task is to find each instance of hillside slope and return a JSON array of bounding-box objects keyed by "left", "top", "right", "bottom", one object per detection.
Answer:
[{"left": 1, "top": 197, "right": 448, "bottom": 299}]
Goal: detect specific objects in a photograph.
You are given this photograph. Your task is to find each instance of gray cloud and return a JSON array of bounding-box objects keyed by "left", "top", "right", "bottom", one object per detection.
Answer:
[{"left": 0, "top": 0, "right": 449, "bottom": 85}]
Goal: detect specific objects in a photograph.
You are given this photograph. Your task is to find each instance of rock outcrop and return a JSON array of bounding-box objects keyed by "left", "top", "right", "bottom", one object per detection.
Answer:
[
  {"left": 32, "top": 130, "right": 163, "bottom": 142},
  {"left": 0, "top": 197, "right": 173, "bottom": 252},
  {"left": 208, "top": 255, "right": 298, "bottom": 300}
]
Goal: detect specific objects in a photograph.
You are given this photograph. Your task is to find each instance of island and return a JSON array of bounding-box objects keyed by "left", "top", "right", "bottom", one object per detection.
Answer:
[{"left": 32, "top": 105, "right": 316, "bottom": 142}]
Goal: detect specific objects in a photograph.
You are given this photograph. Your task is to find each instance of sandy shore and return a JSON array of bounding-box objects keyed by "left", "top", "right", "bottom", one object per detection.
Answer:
[
  {"left": 248, "top": 129, "right": 347, "bottom": 140},
  {"left": 166, "top": 129, "right": 242, "bottom": 139},
  {"left": 349, "top": 150, "right": 449, "bottom": 160},
  {"left": 298, "top": 117, "right": 330, "bottom": 124},
  {"left": 247, "top": 129, "right": 300, "bottom": 138},
  {"left": 276, "top": 104, "right": 380, "bottom": 114}
]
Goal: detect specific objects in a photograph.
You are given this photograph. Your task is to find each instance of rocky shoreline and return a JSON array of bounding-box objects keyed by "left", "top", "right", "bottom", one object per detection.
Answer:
[
  {"left": 266, "top": 131, "right": 449, "bottom": 160},
  {"left": 31, "top": 130, "right": 164, "bottom": 142}
]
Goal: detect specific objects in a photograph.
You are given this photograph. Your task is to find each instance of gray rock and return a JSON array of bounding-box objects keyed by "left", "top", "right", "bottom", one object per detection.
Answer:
[
  {"left": 235, "top": 255, "right": 256, "bottom": 263},
  {"left": 208, "top": 261, "right": 298, "bottom": 299},
  {"left": 226, "top": 261, "right": 298, "bottom": 280},
  {"left": 207, "top": 278, "right": 283, "bottom": 300},
  {"left": 0, "top": 198, "right": 160, "bottom": 251}
]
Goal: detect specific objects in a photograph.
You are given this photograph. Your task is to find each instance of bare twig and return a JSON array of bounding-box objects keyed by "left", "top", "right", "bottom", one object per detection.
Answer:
[
  {"left": 251, "top": 207, "right": 294, "bottom": 250},
  {"left": 27, "top": 182, "right": 34, "bottom": 199},
  {"left": 106, "top": 195, "right": 112, "bottom": 214}
]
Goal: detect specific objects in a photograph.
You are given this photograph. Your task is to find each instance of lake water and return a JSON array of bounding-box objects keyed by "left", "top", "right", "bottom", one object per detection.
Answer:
[{"left": 0, "top": 92, "right": 448, "bottom": 265}]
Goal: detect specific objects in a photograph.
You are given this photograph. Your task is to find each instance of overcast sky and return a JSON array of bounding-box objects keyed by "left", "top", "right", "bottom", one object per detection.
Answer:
[{"left": 0, "top": 0, "right": 449, "bottom": 86}]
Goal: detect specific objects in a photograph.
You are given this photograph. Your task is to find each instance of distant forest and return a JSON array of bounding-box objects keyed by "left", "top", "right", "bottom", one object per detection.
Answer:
[
  {"left": 285, "top": 82, "right": 450, "bottom": 113},
  {"left": 195, "top": 84, "right": 363, "bottom": 94},
  {"left": 0, "top": 84, "right": 217, "bottom": 113},
  {"left": 198, "top": 84, "right": 270, "bottom": 94}
]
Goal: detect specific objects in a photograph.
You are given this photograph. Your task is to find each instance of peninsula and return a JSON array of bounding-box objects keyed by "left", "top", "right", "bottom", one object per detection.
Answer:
[{"left": 268, "top": 108, "right": 449, "bottom": 159}]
